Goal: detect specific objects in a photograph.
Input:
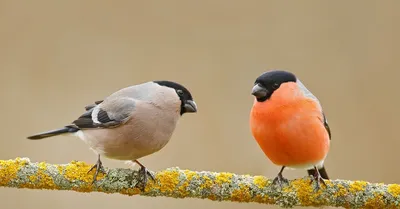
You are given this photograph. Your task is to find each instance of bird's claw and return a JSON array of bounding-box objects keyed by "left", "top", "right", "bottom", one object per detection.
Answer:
[
  {"left": 87, "top": 157, "right": 106, "bottom": 184},
  {"left": 137, "top": 165, "right": 155, "bottom": 191},
  {"left": 272, "top": 173, "right": 289, "bottom": 188},
  {"left": 310, "top": 171, "right": 327, "bottom": 191}
]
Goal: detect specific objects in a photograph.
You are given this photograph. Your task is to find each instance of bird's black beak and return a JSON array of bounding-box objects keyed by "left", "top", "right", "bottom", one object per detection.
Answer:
[
  {"left": 251, "top": 84, "right": 268, "bottom": 98},
  {"left": 184, "top": 100, "right": 197, "bottom": 113}
]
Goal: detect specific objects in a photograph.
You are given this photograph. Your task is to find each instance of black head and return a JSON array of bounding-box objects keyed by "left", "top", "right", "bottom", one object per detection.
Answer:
[
  {"left": 153, "top": 80, "right": 197, "bottom": 115},
  {"left": 251, "top": 70, "right": 297, "bottom": 102}
]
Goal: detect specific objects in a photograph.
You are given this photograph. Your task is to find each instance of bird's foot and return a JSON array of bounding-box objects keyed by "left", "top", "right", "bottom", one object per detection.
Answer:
[
  {"left": 272, "top": 173, "right": 289, "bottom": 189},
  {"left": 87, "top": 156, "right": 106, "bottom": 184},
  {"left": 135, "top": 160, "right": 155, "bottom": 192},
  {"left": 310, "top": 169, "right": 327, "bottom": 191}
]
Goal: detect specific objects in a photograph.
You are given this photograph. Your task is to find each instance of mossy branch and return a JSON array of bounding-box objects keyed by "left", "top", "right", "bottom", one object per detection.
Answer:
[{"left": 0, "top": 158, "right": 399, "bottom": 208}]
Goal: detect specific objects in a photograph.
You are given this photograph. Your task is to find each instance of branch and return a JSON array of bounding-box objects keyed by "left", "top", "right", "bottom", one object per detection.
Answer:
[{"left": 0, "top": 158, "right": 399, "bottom": 208}]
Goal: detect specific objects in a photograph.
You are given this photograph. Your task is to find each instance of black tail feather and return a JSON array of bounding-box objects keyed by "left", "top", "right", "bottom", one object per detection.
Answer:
[
  {"left": 307, "top": 166, "right": 329, "bottom": 180},
  {"left": 27, "top": 126, "right": 79, "bottom": 140}
]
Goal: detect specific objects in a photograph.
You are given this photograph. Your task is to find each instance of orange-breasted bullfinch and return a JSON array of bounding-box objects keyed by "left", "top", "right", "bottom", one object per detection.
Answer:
[
  {"left": 249, "top": 70, "right": 331, "bottom": 190},
  {"left": 27, "top": 80, "right": 197, "bottom": 189}
]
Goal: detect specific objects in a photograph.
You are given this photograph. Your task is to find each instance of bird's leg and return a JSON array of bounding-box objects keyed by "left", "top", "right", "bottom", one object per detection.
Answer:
[
  {"left": 134, "top": 160, "right": 155, "bottom": 191},
  {"left": 87, "top": 154, "right": 106, "bottom": 184},
  {"left": 272, "top": 166, "right": 289, "bottom": 188},
  {"left": 310, "top": 166, "right": 327, "bottom": 191}
]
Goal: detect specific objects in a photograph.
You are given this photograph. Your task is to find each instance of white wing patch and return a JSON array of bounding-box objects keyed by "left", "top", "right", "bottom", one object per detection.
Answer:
[{"left": 91, "top": 106, "right": 101, "bottom": 124}]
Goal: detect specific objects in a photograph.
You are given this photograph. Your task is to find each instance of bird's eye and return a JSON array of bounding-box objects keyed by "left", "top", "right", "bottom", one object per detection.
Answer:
[
  {"left": 272, "top": 83, "right": 280, "bottom": 89},
  {"left": 177, "top": 89, "right": 184, "bottom": 96}
]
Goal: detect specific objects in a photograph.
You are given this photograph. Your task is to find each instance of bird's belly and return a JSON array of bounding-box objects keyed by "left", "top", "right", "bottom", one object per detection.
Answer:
[
  {"left": 250, "top": 109, "right": 330, "bottom": 168},
  {"left": 255, "top": 132, "right": 328, "bottom": 168},
  {"left": 78, "top": 116, "right": 178, "bottom": 160}
]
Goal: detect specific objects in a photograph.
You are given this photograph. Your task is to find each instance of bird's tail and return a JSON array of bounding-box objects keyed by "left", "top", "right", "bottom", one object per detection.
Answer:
[
  {"left": 27, "top": 126, "right": 80, "bottom": 140},
  {"left": 307, "top": 166, "right": 329, "bottom": 180}
]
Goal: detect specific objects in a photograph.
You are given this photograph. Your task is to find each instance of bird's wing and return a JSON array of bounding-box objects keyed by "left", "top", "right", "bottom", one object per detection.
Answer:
[
  {"left": 70, "top": 97, "right": 136, "bottom": 130},
  {"left": 322, "top": 111, "right": 331, "bottom": 140},
  {"left": 84, "top": 100, "right": 104, "bottom": 111},
  {"left": 297, "top": 79, "right": 331, "bottom": 140}
]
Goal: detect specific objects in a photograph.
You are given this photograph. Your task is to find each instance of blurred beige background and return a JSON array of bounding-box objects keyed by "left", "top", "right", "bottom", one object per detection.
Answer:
[{"left": 0, "top": 1, "right": 399, "bottom": 209}]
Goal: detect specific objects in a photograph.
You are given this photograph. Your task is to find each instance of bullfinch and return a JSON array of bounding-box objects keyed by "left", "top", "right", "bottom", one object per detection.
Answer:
[
  {"left": 249, "top": 70, "right": 330, "bottom": 190},
  {"left": 27, "top": 80, "right": 197, "bottom": 187}
]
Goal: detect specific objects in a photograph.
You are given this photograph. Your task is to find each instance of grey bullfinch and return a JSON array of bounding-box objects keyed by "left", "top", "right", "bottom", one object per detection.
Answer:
[{"left": 27, "top": 80, "right": 197, "bottom": 188}]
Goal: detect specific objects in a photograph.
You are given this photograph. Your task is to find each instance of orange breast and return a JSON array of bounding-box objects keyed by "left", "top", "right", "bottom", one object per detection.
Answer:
[{"left": 249, "top": 83, "right": 330, "bottom": 167}]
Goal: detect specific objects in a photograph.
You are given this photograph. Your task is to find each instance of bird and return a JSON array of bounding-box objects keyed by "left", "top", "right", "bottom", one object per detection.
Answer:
[
  {"left": 249, "top": 70, "right": 331, "bottom": 190},
  {"left": 27, "top": 80, "right": 198, "bottom": 188}
]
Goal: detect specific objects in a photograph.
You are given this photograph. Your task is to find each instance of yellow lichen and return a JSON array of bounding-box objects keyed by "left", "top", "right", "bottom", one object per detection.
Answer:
[
  {"left": 37, "top": 162, "right": 57, "bottom": 188},
  {"left": 388, "top": 184, "right": 400, "bottom": 197},
  {"left": 349, "top": 181, "right": 367, "bottom": 193},
  {"left": 184, "top": 170, "right": 199, "bottom": 181},
  {"left": 231, "top": 184, "right": 251, "bottom": 202},
  {"left": 176, "top": 170, "right": 199, "bottom": 196},
  {"left": 325, "top": 181, "right": 334, "bottom": 187},
  {"left": 215, "top": 172, "right": 233, "bottom": 185},
  {"left": 155, "top": 170, "right": 180, "bottom": 194},
  {"left": 57, "top": 165, "right": 63, "bottom": 174},
  {"left": 178, "top": 181, "right": 189, "bottom": 196},
  {"left": 143, "top": 178, "right": 157, "bottom": 192},
  {"left": 9, "top": 158, "right": 400, "bottom": 208},
  {"left": 21, "top": 162, "right": 58, "bottom": 190},
  {"left": 207, "top": 194, "right": 217, "bottom": 201},
  {"left": 120, "top": 188, "right": 141, "bottom": 196},
  {"left": 333, "top": 184, "right": 347, "bottom": 198},
  {"left": 290, "top": 179, "right": 327, "bottom": 206},
  {"left": 364, "top": 192, "right": 386, "bottom": 209},
  {"left": 0, "top": 158, "right": 28, "bottom": 186},
  {"left": 253, "top": 176, "right": 269, "bottom": 189},
  {"left": 64, "top": 161, "right": 103, "bottom": 183},
  {"left": 254, "top": 194, "right": 274, "bottom": 204},
  {"left": 29, "top": 175, "right": 37, "bottom": 182},
  {"left": 63, "top": 161, "right": 104, "bottom": 192},
  {"left": 200, "top": 175, "right": 213, "bottom": 189}
]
